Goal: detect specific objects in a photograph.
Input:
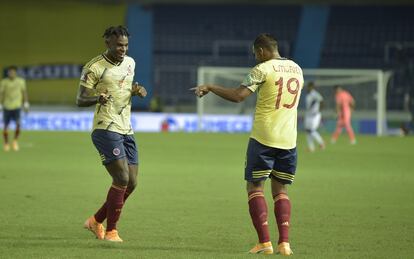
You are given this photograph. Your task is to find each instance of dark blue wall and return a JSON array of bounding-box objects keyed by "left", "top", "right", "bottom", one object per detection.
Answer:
[
  {"left": 127, "top": 4, "right": 153, "bottom": 110},
  {"left": 293, "top": 6, "right": 330, "bottom": 68}
]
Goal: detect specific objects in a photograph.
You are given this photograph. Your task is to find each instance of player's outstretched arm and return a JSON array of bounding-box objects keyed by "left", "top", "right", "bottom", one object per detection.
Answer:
[
  {"left": 0, "top": 83, "right": 3, "bottom": 109},
  {"left": 192, "top": 84, "right": 252, "bottom": 103},
  {"left": 76, "top": 86, "right": 111, "bottom": 107}
]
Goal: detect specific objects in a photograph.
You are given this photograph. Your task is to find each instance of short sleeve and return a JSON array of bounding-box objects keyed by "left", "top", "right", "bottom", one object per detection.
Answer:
[
  {"left": 79, "top": 65, "right": 99, "bottom": 89},
  {"left": 241, "top": 65, "right": 267, "bottom": 92},
  {"left": 21, "top": 79, "right": 26, "bottom": 91}
]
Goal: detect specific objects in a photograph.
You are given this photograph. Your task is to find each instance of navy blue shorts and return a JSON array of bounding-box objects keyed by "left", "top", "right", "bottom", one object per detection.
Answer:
[
  {"left": 91, "top": 129, "right": 138, "bottom": 165},
  {"left": 3, "top": 109, "right": 21, "bottom": 125},
  {"left": 245, "top": 138, "right": 297, "bottom": 184}
]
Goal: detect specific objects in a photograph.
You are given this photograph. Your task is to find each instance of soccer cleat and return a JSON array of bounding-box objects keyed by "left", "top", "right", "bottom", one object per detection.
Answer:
[
  {"left": 83, "top": 216, "right": 105, "bottom": 240},
  {"left": 350, "top": 139, "right": 357, "bottom": 145},
  {"left": 248, "top": 241, "right": 273, "bottom": 255},
  {"left": 105, "top": 230, "right": 123, "bottom": 242},
  {"left": 12, "top": 140, "right": 19, "bottom": 151},
  {"left": 306, "top": 147, "right": 315, "bottom": 153},
  {"left": 277, "top": 242, "right": 293, "bottom": 256},
  {"left": 3, "top": 143, "right": 10, "bottom": 152}
]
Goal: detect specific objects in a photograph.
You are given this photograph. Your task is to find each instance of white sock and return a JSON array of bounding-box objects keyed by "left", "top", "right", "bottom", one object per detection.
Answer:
[
  {"left": 311, "top": 131, "right": 324, "bottom": 146},
  {"left": 306, "top": 133, "right": 315, "bottom": 151}
]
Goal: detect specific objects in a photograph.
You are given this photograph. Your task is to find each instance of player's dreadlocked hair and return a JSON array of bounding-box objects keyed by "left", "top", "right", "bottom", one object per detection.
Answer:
[
  {"left": 253, "top": 33, "right": 278, "bottom": 51},
  {"left": 102, "top": 25, "right": 130, "bottom": 40}
]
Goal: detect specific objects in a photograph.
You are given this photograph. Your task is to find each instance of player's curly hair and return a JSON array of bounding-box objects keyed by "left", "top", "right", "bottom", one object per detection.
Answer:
[
  {"left": 254, "top": 33, "right": 278, "bottom": 51},
  {"left": 102, "top": 25, "right": 130, "bottom": 40}
]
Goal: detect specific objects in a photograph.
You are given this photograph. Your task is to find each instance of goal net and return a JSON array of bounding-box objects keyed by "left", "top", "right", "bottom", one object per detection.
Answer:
[{"left": 197, "top": 66, "right": 392, "bottom": 136}]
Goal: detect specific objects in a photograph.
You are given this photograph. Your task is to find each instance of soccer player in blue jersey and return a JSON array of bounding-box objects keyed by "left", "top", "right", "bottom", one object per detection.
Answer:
[
  {"left": 192, "top": 34, "right": 303, "bottom": 255},
  {"left": 76, "top": 25, "right": 147, "bottom": 242}
]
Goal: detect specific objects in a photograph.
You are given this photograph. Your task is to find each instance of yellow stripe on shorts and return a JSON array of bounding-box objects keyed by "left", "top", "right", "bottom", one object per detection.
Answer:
[
  {"left": 272, "top": 170, "right": 295, "bottom": 181},
  {"left": 252, "top": 169, "right": 272, "bottom": 179}
]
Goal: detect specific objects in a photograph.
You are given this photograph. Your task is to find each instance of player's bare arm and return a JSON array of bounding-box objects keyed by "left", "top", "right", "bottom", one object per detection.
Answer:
[
  {"left": 0, "top": 85, "right": 3, "bottom": 108},
  {"left": 76, "top": 85, "right": 111, "bottom": 107},
  {"left": 131, "top": 82, "right": 147, "bottom": 98},
  {"left": 22, "top": 88, "right": 30, "bottom": 112},
  {"left": 192, "top": 84, "right": 252, "bottom": 103}
]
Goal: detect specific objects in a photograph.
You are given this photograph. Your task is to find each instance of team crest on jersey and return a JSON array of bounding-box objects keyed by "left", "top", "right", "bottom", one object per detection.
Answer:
[{"left": 113, "top": 148, "right": 121, "bottom": 156}]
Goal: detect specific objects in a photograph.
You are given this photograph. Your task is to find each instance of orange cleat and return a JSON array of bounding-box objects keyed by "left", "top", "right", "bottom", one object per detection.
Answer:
[
  {"left": 277, "top": 242, "right": 293, "bottom": 256},
  {"left": 105, "top": 229, "right": 123, "bottom": 242},
  {"left": 3, "top": 143, "right": 10, "bottom": 152},
  {"left": 12, "top": 140, "right": 19, "bottom": 151},
  {"left": 83, "top": 216, "right": 105, "bottom": 240},
  {"left": 248, "top": 241, "right": 273, "bottom": 255}
]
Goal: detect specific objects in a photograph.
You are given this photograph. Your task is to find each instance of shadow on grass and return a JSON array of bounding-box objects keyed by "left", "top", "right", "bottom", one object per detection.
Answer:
[{"left": 0, "top": 238, "right": 220, "bottom": 254}]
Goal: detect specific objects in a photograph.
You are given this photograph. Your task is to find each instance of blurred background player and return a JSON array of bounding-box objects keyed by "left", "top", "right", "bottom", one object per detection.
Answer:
[
  {"left": 304, "top": 82, "right": 325, "bottom": 152},
  {"left": 0, "top": 66, "right": 29, "bottom": 152},
  {"left": 192, "top": 33, "right": 303, "bottom": 256},
  {"left": 76, "top": 25, "right": 147, "bottom": 242},
  {"left": 331, "top": 85, "right": 356, "bottom": 144}
]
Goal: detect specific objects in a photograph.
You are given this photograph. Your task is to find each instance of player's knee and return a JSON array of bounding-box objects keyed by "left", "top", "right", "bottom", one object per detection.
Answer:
[
  {"left": 114, "top": 170, "right": 129, "bottom": 187},
  {"left": 246, "top": 180, "right": 265, "bottom": 193},
  {"left": 271, "top": 178, "right": 287, "bottom": 196}
]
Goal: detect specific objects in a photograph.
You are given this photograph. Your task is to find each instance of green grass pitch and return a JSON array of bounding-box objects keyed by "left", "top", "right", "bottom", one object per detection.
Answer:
[{"left": 0, "top": 132, "right": 413, "bottom": 258}]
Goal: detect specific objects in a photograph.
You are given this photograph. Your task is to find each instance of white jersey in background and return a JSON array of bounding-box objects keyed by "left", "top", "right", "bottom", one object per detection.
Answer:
[
  {"left": 304, "top": 89, "right": 323, "bottom": 131},
  {"left": 304, "top": 88, "right": 325, "bottom": 151},
  {"left": 305, "top": 89, "right": 323, "bottom": 116}
]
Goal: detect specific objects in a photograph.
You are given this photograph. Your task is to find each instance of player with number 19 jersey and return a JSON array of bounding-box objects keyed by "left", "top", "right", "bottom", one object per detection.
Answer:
[{"left": 242, "top": 58, "right": 304, "bottom": 149}]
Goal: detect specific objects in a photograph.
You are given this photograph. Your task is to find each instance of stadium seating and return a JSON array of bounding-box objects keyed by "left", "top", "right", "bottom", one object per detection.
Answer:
[
  {"left": 321, "top": 6, "right": 414, "bottom": 110},
  {"left": 152, "top": 5, "right": 414, "bottom": 110},
  {"left": 321, "top": 6, "right": 414, "bottom": 69},
  {"left": 153, "top": 5, "right": 301, "bottom": 107}
]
